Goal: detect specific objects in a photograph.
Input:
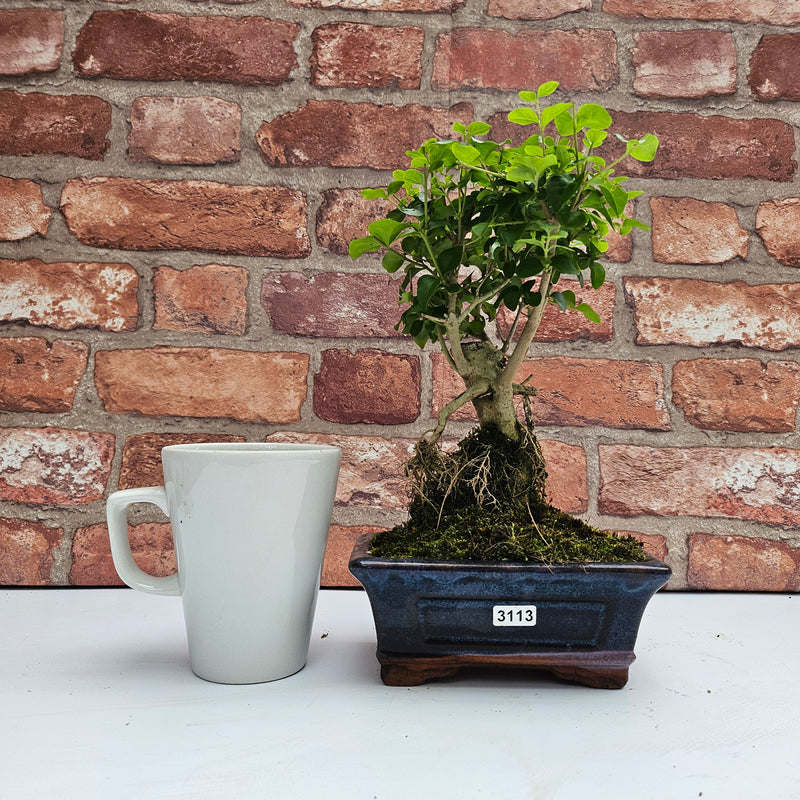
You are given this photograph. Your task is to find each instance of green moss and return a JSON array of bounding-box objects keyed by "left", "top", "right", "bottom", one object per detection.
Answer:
[{"left": 371, "top": 425, "right": 648, "bottom": 565}]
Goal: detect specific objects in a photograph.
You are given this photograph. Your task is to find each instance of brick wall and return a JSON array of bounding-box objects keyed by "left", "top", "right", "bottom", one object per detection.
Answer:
[{"left": 2, "top": 0, "right": 800, "bottom": 591}]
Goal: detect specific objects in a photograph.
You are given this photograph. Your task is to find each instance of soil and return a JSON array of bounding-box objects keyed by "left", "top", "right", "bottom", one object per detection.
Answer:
[{"left": 369, "top": 424, "right": 648, "bottom": 564}]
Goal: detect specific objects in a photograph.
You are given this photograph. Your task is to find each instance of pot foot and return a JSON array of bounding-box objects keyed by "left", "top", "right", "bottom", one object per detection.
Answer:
[{"left": 376, "top": 650, "right": 634, "bottom": 689}]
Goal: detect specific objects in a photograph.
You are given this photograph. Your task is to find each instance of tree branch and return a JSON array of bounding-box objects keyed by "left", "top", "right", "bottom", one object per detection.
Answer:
[
  {"left": 427, "top": 379, "right": 491, "bottom": 446},
  {"left": 501, "top": 305, "right": 524, "bottom": 354},
  {"left": 499, "top": 269, "right": 553, "bottom": 389},
  {"left": 457, "top": 278, "right": 512, "bottom": 325}
]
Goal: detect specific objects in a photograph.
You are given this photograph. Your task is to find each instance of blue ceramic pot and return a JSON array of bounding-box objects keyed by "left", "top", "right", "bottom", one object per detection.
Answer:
[{"left": 349, "top": 533, "right": 671, "bottom": 688}]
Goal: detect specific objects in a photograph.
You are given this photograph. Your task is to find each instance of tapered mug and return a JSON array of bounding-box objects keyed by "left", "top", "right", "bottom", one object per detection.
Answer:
[{"left": 106, "top": 442, "right": 341, "bottom": 684}]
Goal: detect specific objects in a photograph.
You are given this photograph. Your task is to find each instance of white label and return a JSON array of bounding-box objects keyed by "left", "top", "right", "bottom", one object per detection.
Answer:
[{"left": 492, "top": 605, "right": 537, "bottom": 626}]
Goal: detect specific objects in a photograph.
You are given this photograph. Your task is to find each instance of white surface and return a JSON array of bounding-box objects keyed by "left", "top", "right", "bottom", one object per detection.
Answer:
[{"left": 1, "top": 588, "right": 798, "bottom": 800}]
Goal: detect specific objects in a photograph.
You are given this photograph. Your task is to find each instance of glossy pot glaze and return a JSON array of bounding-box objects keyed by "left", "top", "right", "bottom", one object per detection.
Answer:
[{"left": 349, "top": 533, "right": 671, "bottom": 688}]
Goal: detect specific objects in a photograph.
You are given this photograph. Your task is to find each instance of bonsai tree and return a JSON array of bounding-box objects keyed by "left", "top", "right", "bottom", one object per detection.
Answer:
[{"left": 350, "top": 82, "right": 659, "bottom": 564}]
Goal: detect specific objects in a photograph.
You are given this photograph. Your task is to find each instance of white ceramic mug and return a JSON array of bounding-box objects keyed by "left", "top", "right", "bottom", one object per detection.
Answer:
[{"left": 106, "top": 442, "right": 341, "bottom": 684}]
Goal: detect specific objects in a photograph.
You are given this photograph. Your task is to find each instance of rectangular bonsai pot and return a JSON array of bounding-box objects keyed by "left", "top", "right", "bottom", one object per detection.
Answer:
[{"left": 349, "top": 533, "right": 671, "bottom": 688}]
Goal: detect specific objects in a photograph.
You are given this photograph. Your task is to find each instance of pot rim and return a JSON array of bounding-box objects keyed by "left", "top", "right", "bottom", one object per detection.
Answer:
[{"left": 349, "top": 532, "right": 672, "bottom": 576}]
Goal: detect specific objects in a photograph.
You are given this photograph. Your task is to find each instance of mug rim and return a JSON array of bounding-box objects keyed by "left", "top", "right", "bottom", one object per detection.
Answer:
[{"left": 161, "top": 442, "right": 341, "bottom": 455}]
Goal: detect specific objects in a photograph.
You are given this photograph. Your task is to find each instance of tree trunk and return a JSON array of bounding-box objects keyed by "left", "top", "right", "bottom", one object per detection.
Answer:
[
  {"left": 461, "top": 342, "right": 520, "bottom": 442},
  {"left": 471, "top": 385, "right": 518, "bottom": 441}
]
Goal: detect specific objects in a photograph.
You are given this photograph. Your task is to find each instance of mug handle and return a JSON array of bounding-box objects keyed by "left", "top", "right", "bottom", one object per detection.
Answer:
[{"left": 106, "top": 487, "right": 180, "bottom": 596}]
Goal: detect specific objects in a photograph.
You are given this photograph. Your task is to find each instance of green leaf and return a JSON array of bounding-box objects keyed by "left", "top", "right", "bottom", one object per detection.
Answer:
[
  {"left": 583, "top": 129, "right": 608, "bottom": 148},
  {"left": 382, "top": 249, "right": 405, "bottom": 273},
  {"left": 401, "top": 235, "right": 423, "bottom": 255},
  {"left": 401, "top": 168, "right": 424, "bottom": 185},
  {"left": 386, "top": 180, "right": 404, "bottom": 195},
  {"left": 437, "top": 246, "right": 463, "bottom": 273},
  {"left": 471, "top": 220, "right": 492, "bottom": 239},
  {"left": 536, "top": 81, "right": 559, "bottom": 98},
  {"left": 413, "top": 330, "right": 432, "bottom": 348},
  {"left": 452, "top": 142, "right": 481, "bottom": 164},
  {"left": 626, "top": 133, "right": 659, "bottom": 162},
  {"left": 505, "top": 164, "right": 539, "bottom": 183},
  {"left": 541, "top": 102, "right": 574, "bottom": 130},
  {"left": 551, "top": 252, "right": 579, "bottom": 275},
  {"left": 416, "top": 274, "right": 440, "bottom": 309},
  {"left": 576, "top": 302, "right": 601, "bottom": 323},
  {"left": 500, "top": 283, "right": 522, "bottom": 311},
  {"left": 575, "top": 104, "right": 613, "bottom": 131},
  {"left": 516, "top": 254, "right": 544, "bottom": 278},
  {"left": 368, "top": 219, "right": 408, "bottom": 247},
  {"left": 508, "top": 107, "right": 539, "bottom": 126},
  {"left": 465, "top": 318, "right": 486, "bottom": 337},
  {"left": 361, "top": 188, "right": 387, "bottom": 200},
  {"left": 349, "top": 235, "right": 382, "bottom": 259},
  {"left": 551, "top": 291, "right": 568, "bottom": 312},
  {"left": 619, "top": 217, "right": 650, "bottom": 235},
  {"left": 467, "top": 121, "right": 492, "bottom": 137},
  {"left": 600, "top": 184, "right": 628, "bottom": 218},
  {"left": 545, "top": 173, "right": 581, "bottom": 212},
  {"left": 397, "top": 203, "right": 424, "bottom": 218},
  {"left": 589, "top": 261, "right": 605, "bottom": 290},
  {"left": 518, "top": 90, "right": 539, "bottom": 103}
]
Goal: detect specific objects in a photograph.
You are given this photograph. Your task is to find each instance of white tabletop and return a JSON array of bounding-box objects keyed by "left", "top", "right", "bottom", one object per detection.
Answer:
[{"left": 1, "top": 588, "right": 798, "bottom": 800}]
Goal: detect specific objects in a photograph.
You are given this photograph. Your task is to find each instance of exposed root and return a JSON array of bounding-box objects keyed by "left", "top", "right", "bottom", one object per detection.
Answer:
[{"left": 371, "top": 420, "right": 648, "bottom": 564}]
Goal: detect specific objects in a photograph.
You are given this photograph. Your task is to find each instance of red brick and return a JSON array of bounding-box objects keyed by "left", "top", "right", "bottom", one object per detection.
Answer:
[
  {"left": 285, "top": 0, "right": 463, "bottom": 11},
  {"left": 432, "top": 28, "right": 618, "bottom": 91},
  {"left": 322, "top": 525, "right": 383, "bottom": 587},
  {"left": 688, "top": 533, "right": 800, "bottom": 591},
  {"left": 488, "top": 0, "right": 590, "bottom": 20},
  {"left": 60, "top": 178, "right": 310, "bottom": 258},
  {"left": 619, "top": 531, "right": 668, "bottom": 561},
  {"left": 119, "top": 432, "right": 247, "bottom": 490},
  {"left": 70, "top": 522, "right": 176, "bottom": 587},
  {"left": 541, "top": 440, "right": 588, "bottom": 514},
  {"left": 316, "top": 188, "right": 393, "bottom": 255},
  {"left": 0, "top": 91, "right": 110, "bottom": 160},
  {"left": 650, "top": 197, "right": 748, "bottom": 263},
  {"left": 129, "top": 96, "right": 241, "bottom": 165},
  {"left": 261, "top": 272, "right": 403, "bottom": 338},
  {"left": 268, "top": 431, "right": 417, "bottom": 510},
  {"left": 256, "top": 100, "right": 473, "bottom": 169},
  {"left": 599, "top": 445, "right": 800, "bottom": 525},
  {"left": 604, "top": 0, "right": 800, "bottom": 25},
  {"left": 314, "top": 349, "right": 420, "bottom": 425},
  {"left": 756, "top": 198, "right": 800, "bottom": 267},
  {"left": 432, "top": 355, "right": 670, "bottom": 430},
  {"left": 311, "top": 23, "right": 424, "bottom": 89},
  {"left": 605, "top": 225, "right": 632, "bottom": 263},
  {"left": 73, "top": 11, "right": 298, "bottom": 85},
  {"left": 625, "top": 277, "right": 800, "bottom": 351},
  {"left": 603, "top": 111, "right": 796, "bottom": 181},
  {"left": 0, "top": 338, "right": 88, "bottom": 413},
  {"left": 749, "top": 35, "right": 800, "bottom": 100},
  {"left": 672, "top": 358, "right": 800, "bottom": 433},
  {"left": 0, "top": 9, "right": 63, "bottom": 75},
  {"left": 0, "top": 258, "right": 138, "bottom": 332},
  {"left": 154, "top": 264, "right": 248, "bottom": 335},
  {"left": 0, "top": 427, "right": 115, "bottom": 506},
  {"left": 0, "top": 176, "right": 50, "bottom": 241},
  {"left": 632, "top": 31, "right": 736, "bottom": 98},
  {"left": 0, "top": 517, "right": 62, "bottom": 585},
  {"left": 94, "top": 347, "right": 308, "bottom": 423},
  {"left": 495, "top": 281, "right": 615, "bottom": 343}
]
